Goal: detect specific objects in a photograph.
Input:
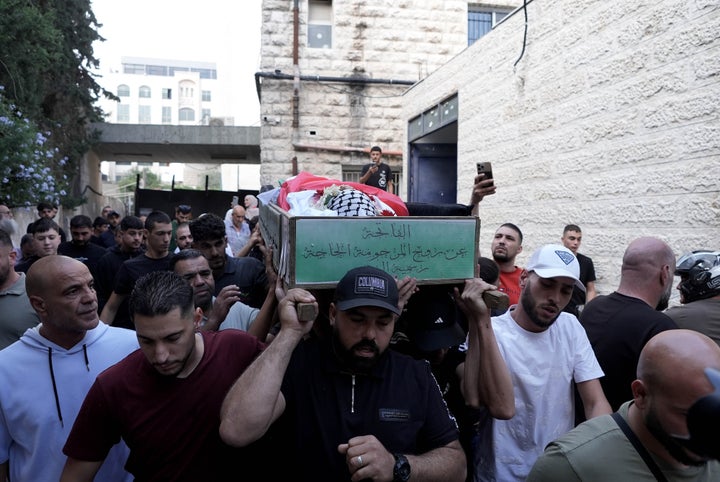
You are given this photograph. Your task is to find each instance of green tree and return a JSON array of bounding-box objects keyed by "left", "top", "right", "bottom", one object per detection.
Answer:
[
  {"left": 0, "top": 88, "right": 68, "bottom": 207},
  {"left": 0, "top": 0, "right": 115, "bottom": 208}
]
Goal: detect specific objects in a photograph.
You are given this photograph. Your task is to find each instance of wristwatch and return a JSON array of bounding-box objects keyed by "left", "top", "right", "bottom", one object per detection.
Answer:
[{"left": 393, "top": 453, "right": 411, "bottom": 482}]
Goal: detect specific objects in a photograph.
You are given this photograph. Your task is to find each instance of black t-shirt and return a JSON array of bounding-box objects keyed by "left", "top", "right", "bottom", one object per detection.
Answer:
[
  {"left": 58, "top": 241, "right": 108, "bottom": 281},
  {"left": 577, "top": 292, "right": 677, "bottom": 422},
  {"left": 269, "top": 337, "right": 459, "bottom": 481},
  {"left": 563, "top": 252, "right": 596, "bottom": 317},
  {"left": 95, "top": 245, "right": 144, "bottom": 316},
  {"left": 214, "top": 256, "right": 268, "bottom": 309},
  {"left": 111, "top": 253, "right": 171, "bottom": 329},
  {"left": 360, "top": 162, "right": 393, "bottom": 191}
]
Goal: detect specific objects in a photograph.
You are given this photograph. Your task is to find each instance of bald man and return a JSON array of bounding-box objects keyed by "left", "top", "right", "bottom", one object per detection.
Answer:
[
  {"left": 0, "top": 256, "right": 138, "bottom": 482},
  {"left": 528, "top": 329, "right": 720, "bottom": 480},
  {"left": 578, "top": 237, "right": 678, "bottom": 420}
]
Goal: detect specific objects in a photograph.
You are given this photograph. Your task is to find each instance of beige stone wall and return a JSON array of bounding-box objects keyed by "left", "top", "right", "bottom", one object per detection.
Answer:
[
  {"left": 258, "top": 0, "right": 521, "bottom": 184},
  {"left": 403, "top": 0, "right": 720, "bottom": 299}
]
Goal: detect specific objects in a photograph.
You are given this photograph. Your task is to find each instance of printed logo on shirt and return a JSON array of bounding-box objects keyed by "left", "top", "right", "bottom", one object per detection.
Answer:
[{"left": 379, "top": 408, "right": 410, "bottom": 422}]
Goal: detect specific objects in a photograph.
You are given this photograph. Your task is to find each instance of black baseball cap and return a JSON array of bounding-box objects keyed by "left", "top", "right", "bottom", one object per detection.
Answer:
[
  {"left": 406, "top": 287, "right": 466, "bottom": 353},
  {"left": 335, "top": 266, "right": 400, "bottom": 315}
]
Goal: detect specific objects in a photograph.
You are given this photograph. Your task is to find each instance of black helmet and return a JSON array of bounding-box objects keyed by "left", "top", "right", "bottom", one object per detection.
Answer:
[{"left": 675, "top": 250, "right": 720, "bottom": 303}]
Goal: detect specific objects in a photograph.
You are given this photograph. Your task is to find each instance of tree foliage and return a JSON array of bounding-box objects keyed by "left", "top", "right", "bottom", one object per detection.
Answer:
[{"left": 0, "top": 0, "right": 115, "bottom": 208}]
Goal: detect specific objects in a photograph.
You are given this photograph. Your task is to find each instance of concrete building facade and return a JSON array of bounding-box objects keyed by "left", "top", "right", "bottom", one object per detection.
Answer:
[{"left": 402, "top": 0, "right": 720, "bottom": 296}]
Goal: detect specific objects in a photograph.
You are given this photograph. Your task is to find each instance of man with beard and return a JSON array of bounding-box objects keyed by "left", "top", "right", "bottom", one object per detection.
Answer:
[
  {"left": 490, "top": 223, "right": 524, "bottom": 309},
  {"left": 579, "top": 237, "right": 678, "bottom": 420},
  {"left": 528, "top": 329, "right": 720, "bottom": 481},
  {"left": 171, "top": 249, "right": 276, "bottom": 341},
  {"left": 0, "top": 205, "right": 19, "bottom": 237},
  {"left": 60, "top": 271, "right": 266, "bottom": 481},
  {"left": 219, "top": 266, "right": 467, "bottom": 482},
  {"left": 58, "top": 215, "right": 108, "bottom": 282},
  {"left": 189, "top": 213, "right": 268, "bottom": 309},
  {"left": 470, "top": 244, "right": 611, "bottom": 482},
  {"left": 0, "top": 228, "right": 39, "bottom": 350}
]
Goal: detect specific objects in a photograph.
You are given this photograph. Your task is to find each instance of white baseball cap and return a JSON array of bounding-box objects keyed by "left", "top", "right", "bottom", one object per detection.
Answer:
[{"left": 526, "top": 244, "right": 586, "bottom": 292}]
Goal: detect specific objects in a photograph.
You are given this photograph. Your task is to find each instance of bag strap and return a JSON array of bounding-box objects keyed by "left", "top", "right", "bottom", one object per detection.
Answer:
[{"left": 612, "top": 412, "right": 669, "bottom": 482}]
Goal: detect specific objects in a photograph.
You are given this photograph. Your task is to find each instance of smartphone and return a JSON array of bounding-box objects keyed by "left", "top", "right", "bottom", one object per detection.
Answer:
[{"left": 477, "top": 162, "right": 493, "bottom": 180}]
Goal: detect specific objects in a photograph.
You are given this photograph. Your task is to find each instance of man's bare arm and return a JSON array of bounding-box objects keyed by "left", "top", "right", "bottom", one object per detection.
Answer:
[
  {"left": 219, "top": 287, "right": 316, "bottom": 447},
  {"left": 99, "top": 292, "right": 126, "bottom": 325},
  {"left": 59, "top": 458, "right": 103, "bottom": 482},
  {"left": 458, "top": 279, "right": 514, "bottom": 419},
  {"left": 577, "top": 379, "right": 611, "bottom": 419}
]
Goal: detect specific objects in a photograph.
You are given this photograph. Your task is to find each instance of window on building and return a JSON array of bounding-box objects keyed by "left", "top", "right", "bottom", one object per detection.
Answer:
[
  {"left": 202, "top": 90, "right": 212, "bottom": 102},
  {"left": 180, "top": 83, "right": 195, "bottom": 99},
  {"left": 342, "top": 166, "right": 401, "bottom": 196},
  {"left": 192, "top": 67, "right": 217, "bottom": 79},
  {"left": 117, "top": 85, "right": 130, "bottom": 97},
  {"left": 139, "top": 105, "right": 151, "bottom": 123},
  {"left": 202, "top": 109, "right": 211, "bottom": 123},
  {"left": 123, "top": 63, "right": 145, "bottom": 75},
  {"left": 147, "top": 64, "right": 168, "bottom": 76},
  {"left": 117, "top": 104, "right": 130, "bottom": 123},
  {"left": 139, "top": 85, "right": 151, "bottom": 98},
  {"left": 162, "top": 106, "right": 172, "bottom": 124},
  {"left": 308, "top": 0, "right": 333, "bottom": 49},
  {"left": 179, "top": 108, "right": 195, "bottom": 122},
  {"left": 162, "top": 88, "right": 172, "bottom": 99},
  {"left": 468, "top": 6, "right": 512, "bottom": 45}
]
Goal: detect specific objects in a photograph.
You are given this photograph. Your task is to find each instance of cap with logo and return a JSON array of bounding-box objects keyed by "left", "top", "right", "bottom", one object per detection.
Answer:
[
  {"left": 335, "top": 266, "right": 400, "bottom": 315},
  {"left": 405, "top": 286, "right": 466, "bottom": 353},
  {"left": 526, "top": 244, "right": 585, "bottom": 292}
]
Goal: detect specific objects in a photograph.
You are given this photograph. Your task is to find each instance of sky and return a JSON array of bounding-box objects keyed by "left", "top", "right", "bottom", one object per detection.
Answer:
[{"left": 90, "top": 0, "right": 263, "bottom": 126}]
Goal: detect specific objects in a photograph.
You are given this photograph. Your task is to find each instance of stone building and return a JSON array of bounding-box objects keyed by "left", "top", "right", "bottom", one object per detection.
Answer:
[
  {"left": 257, "top": 0, "right": 519, "bottom": 195},
  {"left": 402, "top": 0, "right": 719, "bottom": 296},
  {"left": 255, "top": 0, "right": 718, "bottom": 297}
]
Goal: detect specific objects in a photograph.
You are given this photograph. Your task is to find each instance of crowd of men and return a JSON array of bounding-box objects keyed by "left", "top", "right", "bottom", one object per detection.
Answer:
[{"left": 0, "top": 170, "right": 718, "bottom": 481}]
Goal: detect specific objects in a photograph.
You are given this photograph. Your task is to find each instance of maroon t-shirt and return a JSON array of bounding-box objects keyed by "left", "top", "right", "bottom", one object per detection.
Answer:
[{"left": 63, "top": 330, "right": 264, "bottom": 481}]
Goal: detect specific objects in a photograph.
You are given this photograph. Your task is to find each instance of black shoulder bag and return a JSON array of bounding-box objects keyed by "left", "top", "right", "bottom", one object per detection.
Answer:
[{"left": 612, "top": 412, "right": 669, "bottom": 482}]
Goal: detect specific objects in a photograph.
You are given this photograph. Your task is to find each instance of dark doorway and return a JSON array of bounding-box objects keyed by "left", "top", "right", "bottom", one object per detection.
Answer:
[{"left": 408, "top": 143, "right": 458, "bottom": 204}]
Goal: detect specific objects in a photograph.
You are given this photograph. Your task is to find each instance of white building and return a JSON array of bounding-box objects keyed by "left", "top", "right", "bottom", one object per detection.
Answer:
[
  {"left": 94, "top": 57, "right": 260, "bottom": 190},
  {"left": 98, "top": 56, "right": 229, "bottom": 127}
]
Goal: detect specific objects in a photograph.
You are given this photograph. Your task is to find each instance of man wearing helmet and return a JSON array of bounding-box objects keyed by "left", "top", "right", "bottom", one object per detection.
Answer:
[{"left": 665, "top": 250, "right": 720, "bottom": 347}]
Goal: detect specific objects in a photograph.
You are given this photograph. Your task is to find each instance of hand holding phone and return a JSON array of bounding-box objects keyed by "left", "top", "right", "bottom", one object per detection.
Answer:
[{"left": 477, "top": 162, "right": 493, "bottom": 180}]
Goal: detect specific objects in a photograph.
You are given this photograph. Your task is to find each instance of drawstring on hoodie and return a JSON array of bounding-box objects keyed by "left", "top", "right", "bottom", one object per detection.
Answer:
[
  {"left": 47, "top": 347, "right": 64, "bottom": 428},
  {"left": 83, "top": 344, "right": 89, "bottom": 371},
  {"left": 46, "top": 344, "right": 90, "bottom": 427},
  {"left": 351, "top": 375, "right": 356, "bottom": 413}
]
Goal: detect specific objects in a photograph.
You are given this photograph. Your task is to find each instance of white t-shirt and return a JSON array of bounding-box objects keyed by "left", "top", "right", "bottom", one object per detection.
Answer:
[
  {"left": 211, "top": 296, "right": 259, "bottom": 332},
  {"left": 473, "top": 308, "right": 604, "bottom": 482}
]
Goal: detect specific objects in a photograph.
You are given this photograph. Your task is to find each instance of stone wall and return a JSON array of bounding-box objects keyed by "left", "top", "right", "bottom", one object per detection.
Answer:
[
  {"left": 258, "top": 0, "right": 520, "bottom": 184},
  {"left": 403, "top": 0, "right": 720, "bottom": 299}
]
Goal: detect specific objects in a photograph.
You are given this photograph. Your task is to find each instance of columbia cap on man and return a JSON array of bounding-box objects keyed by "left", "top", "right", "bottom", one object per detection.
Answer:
[
  {"left": 526, "top": 244, "right": 586, "bottom": 292},
  {"left": 335, "top": 266, "right": 400, "bottom": 315}
]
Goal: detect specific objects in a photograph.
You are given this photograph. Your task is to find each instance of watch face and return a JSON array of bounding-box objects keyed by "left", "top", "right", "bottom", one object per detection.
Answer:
[{"left": 394, "top": 454, "right": 411, "bottom": 482}]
